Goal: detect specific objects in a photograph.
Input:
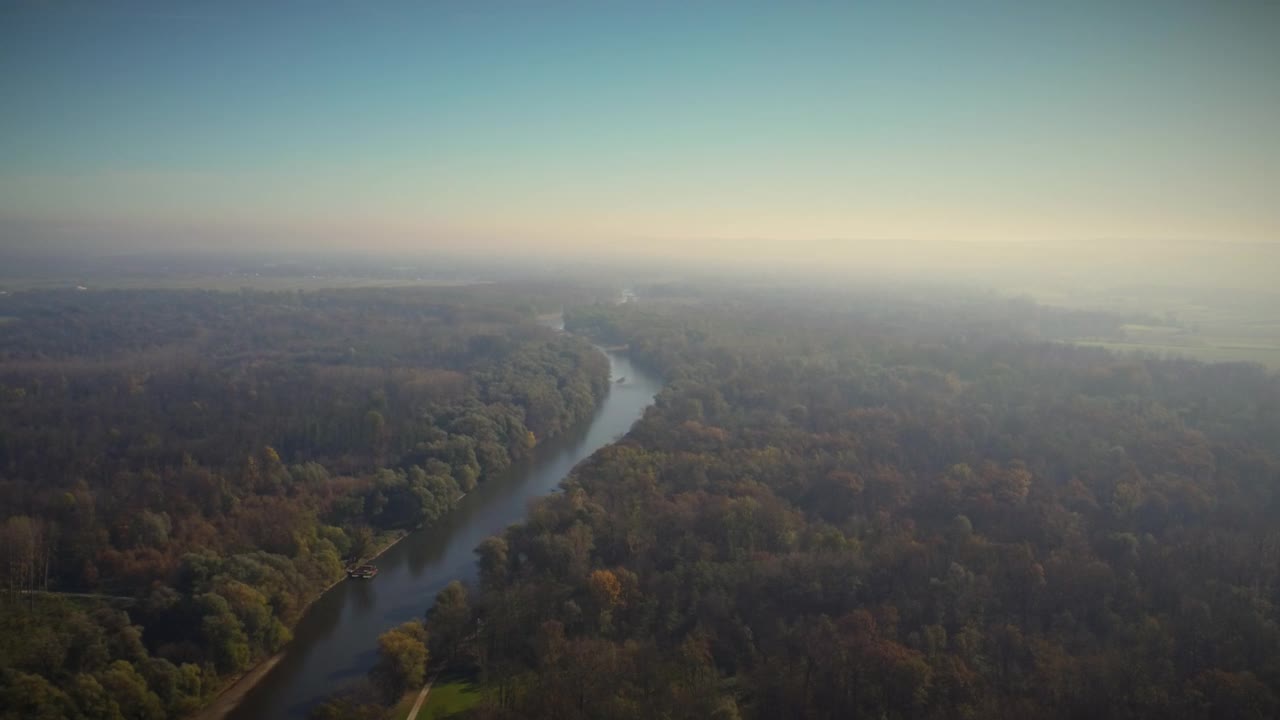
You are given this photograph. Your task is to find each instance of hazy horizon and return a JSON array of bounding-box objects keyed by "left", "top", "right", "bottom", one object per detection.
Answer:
[
  {"left": 3, "top": 1, "right": 1278, "bottom": 264},
  {"left": 6, "top": 6, "right": 1280, "bottom": 714}
]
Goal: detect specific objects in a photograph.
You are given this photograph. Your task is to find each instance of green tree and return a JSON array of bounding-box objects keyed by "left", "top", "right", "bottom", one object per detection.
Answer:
[
  {"left": 97, "top": 661, "right": 165, "bottom": 720},
  {"left": 68, "top": 673, "right": 124, "bottom": 720},
  {"left": 426, "top": 581, "right": 472, "bottom": 665},
  {"left": 198, "top": 594, "right": 251, "bottom": 675},
  {"left": 476, "top": 536, "right": 509, "bottom": 588},
  {"left": 372, "top": 622, "right": 429, "bottom": 700},
  {"left": 0, "top": 671, "right": 76, "bottom": 720}
]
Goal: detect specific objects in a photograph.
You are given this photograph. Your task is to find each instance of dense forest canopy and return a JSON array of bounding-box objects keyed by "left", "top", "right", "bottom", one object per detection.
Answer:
[
  {"left": 432, "top": 288, "right": 1280, "bottom": 720},
  {"left": 4, "top": 280, "right": 1279, "bottom": 720},
  {"left": 0, "top": 285, "right": 610, "bottom": 719}
]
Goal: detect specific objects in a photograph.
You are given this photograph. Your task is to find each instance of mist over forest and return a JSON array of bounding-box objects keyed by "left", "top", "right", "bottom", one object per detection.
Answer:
[{"left": 3, "top": 1, "right": 1278, "bottom": 719}]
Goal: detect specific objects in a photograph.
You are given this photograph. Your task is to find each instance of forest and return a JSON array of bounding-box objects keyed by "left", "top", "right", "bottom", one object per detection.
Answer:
[
  {"left": 407, "top": 287, "right": 1280, "bottom": 720},
  {"left": 4, "top": 282, "right": 1278, "bottom": 720},
  {"left": 0, "top": 285, "right": 610, "bottom": 719}
]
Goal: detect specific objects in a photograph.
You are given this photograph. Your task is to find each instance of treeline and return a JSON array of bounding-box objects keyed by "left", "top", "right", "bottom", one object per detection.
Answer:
[
  {"left": 441, "top": 291, "right": 1279, "bottom": 719},
  {"left": 0, "top": 286, "right": 610, "bottom": 720}
]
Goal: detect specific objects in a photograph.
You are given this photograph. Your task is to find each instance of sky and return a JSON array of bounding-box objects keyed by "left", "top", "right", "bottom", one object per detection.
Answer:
[{"left": 1, "top": 1, "right": 1278, "bottom": 259}]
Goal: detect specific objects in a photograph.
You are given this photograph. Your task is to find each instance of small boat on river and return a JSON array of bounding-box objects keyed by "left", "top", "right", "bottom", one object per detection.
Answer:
[{"left": 346, "top": 564, "right": 378, "bottom": 579}]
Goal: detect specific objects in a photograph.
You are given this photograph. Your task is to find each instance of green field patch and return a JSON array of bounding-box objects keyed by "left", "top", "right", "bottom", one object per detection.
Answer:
[
  {"left": 1120, "top": 323, "right": 1185, "bottom": 337},
  {"left": 420, "top": 676, "right": 482, "bottom": 719},
  {"left": 1074, "top": 340, "right": 1280, "bottom": 370},
  {"left": 386, "top": 672, "right": 482, "bottom": 720}
]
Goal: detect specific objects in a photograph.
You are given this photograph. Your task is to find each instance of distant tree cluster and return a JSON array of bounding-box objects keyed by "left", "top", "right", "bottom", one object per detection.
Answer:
[
  {"left": 0, "top": 286, "right": 609, "bottom": 719},
  {"left": 443, "top": 292, "right": 1278, "bottom": 720}
]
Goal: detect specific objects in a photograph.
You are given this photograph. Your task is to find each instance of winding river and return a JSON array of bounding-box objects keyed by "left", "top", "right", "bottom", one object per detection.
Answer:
[{"left": 225, "top": 345, "right": 661, "bottom": 719}]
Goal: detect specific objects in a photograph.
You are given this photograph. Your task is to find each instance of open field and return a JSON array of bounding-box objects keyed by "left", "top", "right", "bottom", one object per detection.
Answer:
[
  {"left": 1073, "top": 339, "right": 1280, "bottom": 370},
  {"left": 389, "top": 675, "right": 482, "bottom": 720},
  {"left": 1074, "top": 322, "right": 1280, "bottom": 370},
  {"left": 1000, "top": 282, "right": 1280, "bottom": 371},
  {"left": 417, "top": 679, "right": 482, "bottom": 719}
]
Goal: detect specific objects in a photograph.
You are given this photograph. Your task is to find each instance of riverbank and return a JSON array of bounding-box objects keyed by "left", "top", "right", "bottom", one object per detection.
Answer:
[
  {"left": 192, "top": 449, "right": 556, "bottom": 719},
  {"left": 190, "top": 652, "right": 287, "bottom": 720},
  {"left": 190, "top": 486, "right": 484, "bottom": 717},
  {"left": 220, "top": 345, "right": 663, "bottom": 718},
  {"left": 192, "top": 342, "right": 610, "bottom": 719},
  {"left": 189, "top": 528, "right": 411, "bottom": 720}
]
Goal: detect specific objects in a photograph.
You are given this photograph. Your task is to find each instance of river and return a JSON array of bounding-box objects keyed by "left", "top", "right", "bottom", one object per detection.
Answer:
[{"left": 225, "top": 345, "right": 661, "bottom": 719}]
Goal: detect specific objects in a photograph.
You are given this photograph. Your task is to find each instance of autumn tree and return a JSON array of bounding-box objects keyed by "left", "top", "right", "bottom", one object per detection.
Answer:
[{"left": 372, "top": 621, "right": 429, "bottom": 701}]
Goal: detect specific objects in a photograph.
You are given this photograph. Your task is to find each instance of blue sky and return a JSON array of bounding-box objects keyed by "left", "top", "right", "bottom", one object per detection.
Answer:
[{"left": 2, "top": 1, "right": 1277, "bottom": 254}]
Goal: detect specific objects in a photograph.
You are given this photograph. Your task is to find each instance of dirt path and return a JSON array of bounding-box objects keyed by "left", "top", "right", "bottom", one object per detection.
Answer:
[
  {"left": 405, "top": 673, "right": 439, "bottom": 720},
  {"left": 189, "top": 653, "right": 286, "bottom": 720}
]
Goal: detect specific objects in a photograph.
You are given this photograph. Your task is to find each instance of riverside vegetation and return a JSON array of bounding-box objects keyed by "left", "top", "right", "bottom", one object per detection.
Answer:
[{"left": 0, "top": 285, "right": 610, "bottom": 719}]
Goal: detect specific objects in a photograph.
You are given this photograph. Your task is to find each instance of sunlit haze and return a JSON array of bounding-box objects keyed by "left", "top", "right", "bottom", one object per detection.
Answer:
[
  {"left": 5, "top": 5, "right": 1280, "bottom": 719},
  {"left": 2, "top": 1, "right": 1277, "bottom": 264}
]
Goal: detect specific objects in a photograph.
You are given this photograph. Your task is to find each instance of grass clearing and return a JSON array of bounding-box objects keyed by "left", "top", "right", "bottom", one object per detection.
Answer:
[
  {"left": 386, "top": 672, "right": 482, "bottom": 720},
  {"left": 419, "top": 676, "right": 482, "bottom": 719},
  {"left": 1120, "top": 323, "right": 1186, "bottom": 338},
  {"left": 1001, "top": 282, "right": 1280, "bottom": 372},
  {"left": 1074, "top": 340, "right": 1280, "bottom": 370}
]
